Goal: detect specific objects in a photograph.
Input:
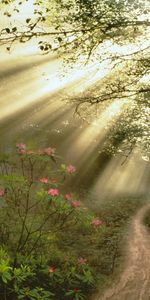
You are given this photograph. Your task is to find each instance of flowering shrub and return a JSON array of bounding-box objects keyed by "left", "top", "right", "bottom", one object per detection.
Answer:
[
  {"left": 43, "top": 147, "right": 55, "bottom": 156},
  {"left": 66, "top": 164, "right": 76, "bottom": 174},
  {"left": 70, "top": 200, "right": 81, "bottom": 208},
  {"left": 48, "top": 188, "right": 60, "bottom": 196},
  {"left": 0, "top": 144, "right": 104, "bottom": 300},
  {"left": 0, "top": 145, "right": 145, "bottom": 299},
  {"left": 65, "top": 193, "right": 73, "bottom": 200},
  {"left": 77, "top": 257, "right": 87, "bottom": 265},
  {"left": 40, "top": 177, "right": 48, "bottom": 184},
  {"left": 0, "top": 189, "right": 5, "bottom": 197},
  {"left": 91, "top": 218, "right": 103, "bottom": 227}
]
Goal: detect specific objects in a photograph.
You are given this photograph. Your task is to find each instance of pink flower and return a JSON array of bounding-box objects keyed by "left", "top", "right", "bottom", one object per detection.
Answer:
[
  {"left": 91, "top": 218, "right": 103, "bottom": 227},
  {"left": 44, "top": 147, "right": 55, "bottom": 156},
  {"left": 73, "top": 288, "right": 79, "bottom": 293},
  {"left": 48, "top": 188, "right": 59, "bottom": 197},
  {"left": 64, "top": 193, "right": 73, "bottom": 200},
  {"left": 16, "top": 143, "right": 26, "bottom": 150},
  {"left": 40, "top": 177, "right": 48, "bottom": 184},
  {"left": 48, "top": 266, "right": 56, "bottom": 273},
  {"left": 0, "top": 189, "right": 5, "bottom": 197},
  {"left": 66, "top": 164, "right": 76, "bottom": 174},
  {"left": 70, "top": 201, "right": 81, "bottom": 208},
  {"left": 77, "top": 257, "right": 87, "bottom": 265}
]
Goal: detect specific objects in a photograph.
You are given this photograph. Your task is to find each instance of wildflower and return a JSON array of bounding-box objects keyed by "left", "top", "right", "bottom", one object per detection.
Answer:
[
  {"left": 77, "top": 257, "right": 87, "bottom": 265},
  {"left": 64, "top": 193, "right": 72, "bottom": 200},
  {"left": 40, "top": 177, "right": 48, "bottom": 184},
  {"left": 48, "top": 188, "right": 59, "bottom": 197},
  {"left": 70, "top": 200, "right": 81, "bottom": 208},
  {"left": 44, "top": 147, "right": 55, "bottom": 156},
  {"left": 48, "top": 266, "right": 56, "bottom": 273},
  {"left": 66, "top": 164, "right": 76, "bottom": 173},
  {"left": 0, "top": 188, "right": 5, "bottom": 197},
  {"left": 73, "top": 288, "right": 79, "bottom": 293},
  {"left": 16, "top": 143, "right": 26, "bottom": 150},
  {"left": 91, "top": 218, "right": 103, "bottom": 227}
]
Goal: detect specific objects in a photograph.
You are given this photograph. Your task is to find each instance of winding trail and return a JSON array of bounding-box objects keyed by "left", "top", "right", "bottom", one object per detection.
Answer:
[{"left": 96, "top": 203, "right": 150, "bottom": 300}]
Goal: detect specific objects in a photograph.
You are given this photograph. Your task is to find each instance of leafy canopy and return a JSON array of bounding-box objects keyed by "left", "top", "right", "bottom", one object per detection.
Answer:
[{"left": 0, "top": 0, "right": 150, "bottom": 158}]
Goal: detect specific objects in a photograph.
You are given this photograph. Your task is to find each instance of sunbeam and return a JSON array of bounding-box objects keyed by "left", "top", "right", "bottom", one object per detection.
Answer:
[
  {"left": 90, "top": 150, "right": 150, "bottom": 205},
  {"left": 0, "top": 0, "right": 149, "bottom": 205},
  {"left": 0, "top": 2, "right": 150, "bottom": 299},
  {"left": 65, "top": 99, "right": 129, "bottom": 164},
  {"left": 0, "top": 49, "right": 112, "bottom": 122}
]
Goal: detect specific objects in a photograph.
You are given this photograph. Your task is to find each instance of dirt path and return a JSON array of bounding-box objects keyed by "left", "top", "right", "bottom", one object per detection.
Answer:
[{"left": 96, "top": 203, "right": 150, "bottom": 300}]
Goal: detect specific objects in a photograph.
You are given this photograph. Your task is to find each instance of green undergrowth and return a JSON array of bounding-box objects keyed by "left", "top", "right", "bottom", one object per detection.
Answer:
[
  {"left": 143, "top": 207, "right": 150, "bottom": 232},
  {"left": 0, "top": 146, "right": 147, "bottom": 299},
  {"left": 89, "top": 196, "right": 147, "bottom": 297}
]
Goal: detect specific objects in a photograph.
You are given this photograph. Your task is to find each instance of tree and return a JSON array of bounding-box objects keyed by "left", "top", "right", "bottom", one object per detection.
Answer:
[
  {"left": 1, "top": 0, "right": 150, "bottom": 54},
  {"left": 0, "top": 0, "right": 150, "bottom": 159}
]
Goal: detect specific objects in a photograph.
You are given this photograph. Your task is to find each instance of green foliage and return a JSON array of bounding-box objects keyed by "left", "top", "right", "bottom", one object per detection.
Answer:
[
  {"left": 1, "top": 0, "right": 149, "bottom": 55},
  {"left": 74, "top": 57, "right": 150, "bottom": 158},
  {"left": 0, "top": 146, "right": 100, "bottom": 299},
  {"left": 103, "top": 98, "right": 150, "bottom": 158},
  {"left": 16, "top": 287, "right": 54, "bottom": 300},
  {"left": 144, "top": 209, "right": 150, "bottom": 232},
  {"left": 0, "top": 249, "right": 12, "bottom": 284},
  {"left": 0, "top": 146, "right": 147, "bottom": 299}
]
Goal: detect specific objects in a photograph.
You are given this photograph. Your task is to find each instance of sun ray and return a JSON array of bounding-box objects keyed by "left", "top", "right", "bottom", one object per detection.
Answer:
[
  {"left": 64, "top": 99, "right": 129, "bottom": 164},
  {"left": 89, "top": 149, "right": 150, "bottom": 204},
  {"left": 0, "top": 0, "right": 149, "bottom": 204}
]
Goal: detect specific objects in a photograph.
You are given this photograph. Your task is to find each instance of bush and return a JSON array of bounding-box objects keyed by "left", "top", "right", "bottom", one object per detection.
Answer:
[{"left": 0, "top": 144, "right": 103, "bottom": 300}]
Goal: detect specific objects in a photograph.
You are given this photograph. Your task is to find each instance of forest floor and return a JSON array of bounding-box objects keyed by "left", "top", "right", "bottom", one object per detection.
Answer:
[{"left": 95, "top": 203, "right": 150, "bottom": 300}]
